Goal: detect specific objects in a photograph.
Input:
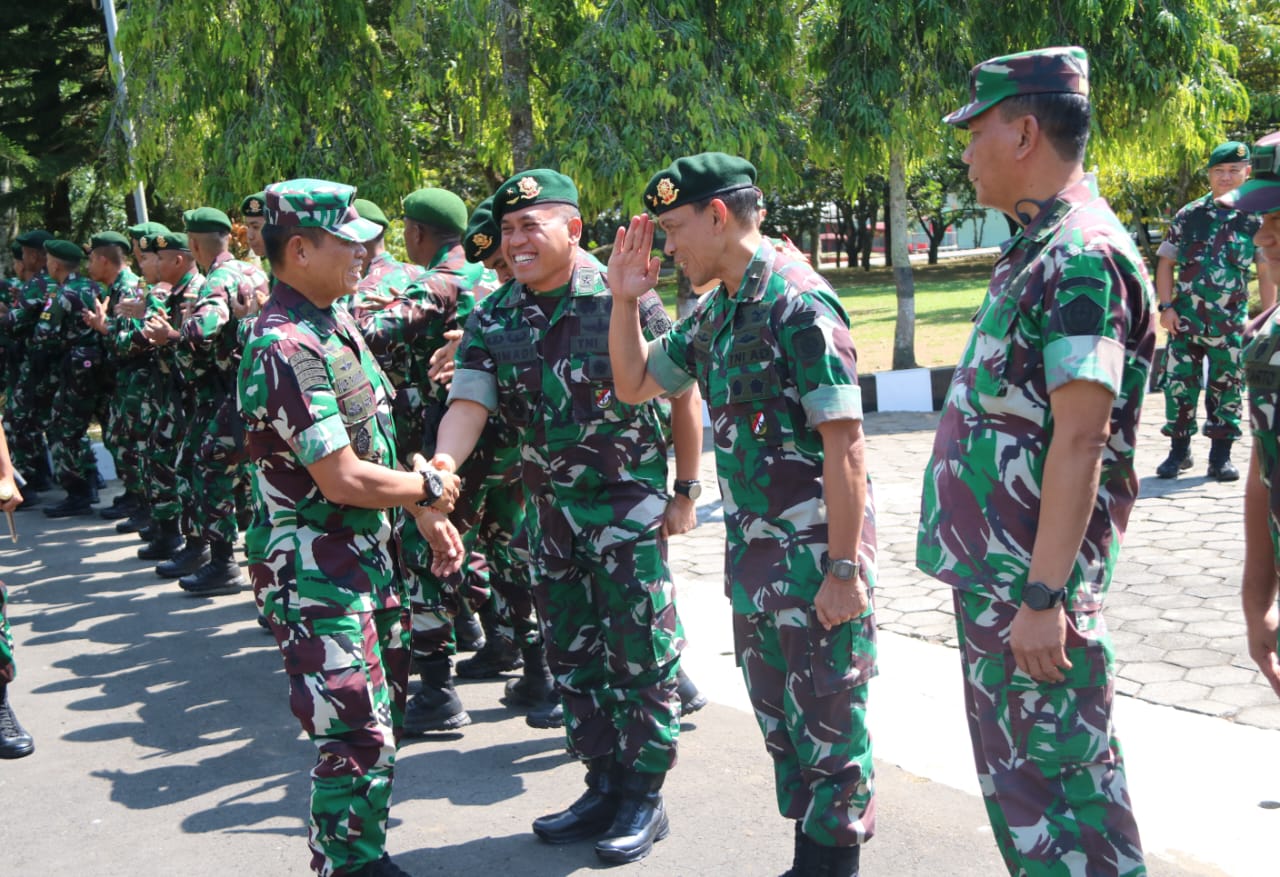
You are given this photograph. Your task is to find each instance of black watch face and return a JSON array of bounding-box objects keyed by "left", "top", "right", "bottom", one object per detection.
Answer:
[{"left": 1023, "top": 583, "right": 1063, "bottom": 610}]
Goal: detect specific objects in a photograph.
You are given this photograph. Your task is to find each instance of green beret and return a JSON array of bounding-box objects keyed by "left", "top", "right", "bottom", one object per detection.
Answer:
[
  {"left": 264, "top": 179, "right": 383, "bottom": 243},
  {"left": 492, "top": 170, "right": 578, "bottom": 221},
  {"left": 184, "top": 206, "right": 233, "bottom": 233},
  {"left": 90, "top": 231, "right": 131, "bottom": 250},
  {"left": 944, "top": 46, "right": 1089, "bottom": 128},
  {"left": 1208, "top": 141, "right": 1250, "bottom": 168},
  {"left": 15, "top": 229, "right": 53, "bottom": 249},
  {"left": 402, "top": 188, "right": 468, "bottom": 234},
  {"left": 354, "top": 198, "right": 389, "bottom": 229},
  {"left": 463, "top": 197, "right": 500, "bottom": 262},
  {"left": 240, "top": 192, "right": 267, "bottom": 218},
  {"left": 643, "top": 153, "right": 758, "bottom": 215},
  {"left": 127, "top": 221, "right": 170, "bottom": 241},
  {"left": 144, "top": 231, "right": 190, "bottom": 254},
  {"left": 10, "top": 242, "right": 22, "bottom": 259},
  {"left": 44, "top": 239, "right": 86, "bottom": 263}
]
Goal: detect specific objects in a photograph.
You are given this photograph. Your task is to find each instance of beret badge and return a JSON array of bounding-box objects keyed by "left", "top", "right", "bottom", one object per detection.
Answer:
[
  {"left": 511, "top": 176, "right": 542, "bottom": 203},
  {"left": 656, "top": 178, "right": 679, "bottom": 206},
  {"left": 249, "top": 199, "right": 262, "bottom": 212},
  {"left": 471, "top": 232, "right": 492, "bottom": 251},
  {"left": 1238, "top": 144, "right": 1248, "bottom": 158}
]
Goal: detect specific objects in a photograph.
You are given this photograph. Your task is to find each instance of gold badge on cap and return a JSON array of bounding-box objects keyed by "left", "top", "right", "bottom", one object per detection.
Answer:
[
  {"left": 157, "top": 235, "right": 170, "bottom": 249},
  {"left": 248, "top": 198, "right": 262, "bottom": 212},
  {"left": 656, "top": 178, "right": 679, "bottom": 206},
  {"left": 517, "top": 176, "right": 542, "bottom": 200},
  {"left": 472, "top": 232, "right": 492, "bottom": 251},
  {"left": 139, "top": 236, "right": 150, "bottom": 249},
  {"left": 1238, "top": 144, "right": 1247, "bottom": 158}
]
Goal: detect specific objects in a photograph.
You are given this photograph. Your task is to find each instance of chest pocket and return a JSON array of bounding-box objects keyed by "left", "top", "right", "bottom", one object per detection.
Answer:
[
  {"left": 1245, "top": 327, "right": 1280, "bottom": 394},
  {"left": 569, "top": 297, "right": 622, "bottom": 423},
  {"left": 491, "top": 327, "right": 541, "bottom": 427},
  {"left": 330, "top": 347, "right": 383, "bottom": 463},
  {"left": 970, "top": 290, "right": 1022, "bottom": 397}
]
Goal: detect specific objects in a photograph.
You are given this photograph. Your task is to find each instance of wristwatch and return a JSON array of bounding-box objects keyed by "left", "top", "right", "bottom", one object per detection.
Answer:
[
  {"left": 416, "top": 469, "right": 445, "bottom": 508},
  {"left": 1157, "top": 301, "right": 1175, "bottom": 313},
  {"left": 823, "top": 556, "right": 860, "bottom": 581},
  {"left": 673, "top": 479, "right": 702, "bottom": 501},
  {"left": 1022, "top": 581, "right": 1067, "bottom": 611}
]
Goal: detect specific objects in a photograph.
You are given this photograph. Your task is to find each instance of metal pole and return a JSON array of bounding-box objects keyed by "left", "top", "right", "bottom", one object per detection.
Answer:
[{"left": 101, "top": 0, "right": 148, "bottom": 223}]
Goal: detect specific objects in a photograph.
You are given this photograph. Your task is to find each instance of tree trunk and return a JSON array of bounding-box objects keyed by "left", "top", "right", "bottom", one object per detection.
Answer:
[
  {"left": 810, "top": 215, "right": 822, "bottom": 267},
  {"left": 889, "top": 151, "right": 917, "bottom": 370},
  {"left": 882, "top": 194, "right": 893, "bottom": 268},
  {"left": 495, "top": 0, "right": 535, "bottom": 172}
]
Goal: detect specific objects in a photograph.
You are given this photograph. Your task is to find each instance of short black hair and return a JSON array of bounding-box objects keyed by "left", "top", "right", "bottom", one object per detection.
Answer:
[
  {"left": 998, "top": 93, "right": 1091, "bottom": 163},
  {"left": 691, "top": 186, "right": 763, "bottom": 229},
  {"left": 405, "top": 217, "right": 461, "bottom": 246},
  {"left": 262, "top": 225, "right": 329, "bottom": 269}
]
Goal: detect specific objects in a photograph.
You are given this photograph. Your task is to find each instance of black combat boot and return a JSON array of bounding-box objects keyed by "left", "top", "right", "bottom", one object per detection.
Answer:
[
  {"left": 155, "top": 537, "right": 210, "bottom": 578},
  {"left": 0, "top": 685, "right": 34, "bottom": 760},
  {"left": 116, "top": 505, "right": 151, "bottom": 535},
  {"left": 676, "top": 667, "right": 707, "bottom": 715},
  {"left": 43, "top": 483, "right": 95, "bottom": 518},
  {"left": 810, "top": 842, "right": 861, "bottom": 877},
  {"left": 179, "top": 540, "right": 247, "bottom": 596},
  {"left": 1207, "top": 439, "right": 1240, "bottom": 482},
  {"left": 354, "top": 853, "right": 414, "bottom": 876},
  {"left": 454, "top": 610, "right": 486, "bottom": 653},
  {"left": 403, "top": 654, "right": 470, "bottom": 734},
  {"left": 99, "top": 490, "right": 138, "bottom": 520},
  {"left": 527, "top": 700, "right": 564, "bottom": 729},
  {"left": 457, "top": 608, "right": 523, "bottom": 678},
  {"left": 502, "top": 642, "right": 558, "bottom": 710},
  {"left": 778, "top": 821, "right": 815, "bottom": 877},
  {"left": 533, "top": 755, "right": 620, "bottom": 844},
  {"left": 1155, "top": 436, "right": 1193, "bottom": 479},
  {"left": 594, "top": 769, "right": 669, "bottom": 864},
  {"left": 137, "top": 518, "right": 183, "bottom": 561}
]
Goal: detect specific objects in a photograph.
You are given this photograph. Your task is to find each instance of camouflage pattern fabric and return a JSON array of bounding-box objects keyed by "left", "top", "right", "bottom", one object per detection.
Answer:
[
  {"left": 4, "top": 271, "right": 58, "bottom": 478},
  {"left": 0, "top": 579, "right": 13, "bottom": 683},
  {"left": 1158, "top": 194, "right": 1261, "bottom": 441},
  {"left": 645, "top": 237, "right": 877, "bottom": 843},
  {"left": 101, "top": 268, "right": 154, "bottom": 501},
  {"left": 347, "top": 250, "right": 425, "bottom": 315},
  {"left": 46, "top": 272, "right": 109, "bottom": 489},
  {"left": 1243, "top": 304, "right": 1280, "bottom": 653},
  {"left": 916, "top": 174, "right": 1153, "bottom": 874},
  {"left": 240, "top": 280, "right": 409, "bottom": 875},
  {"left": 954, "top": 590, "right": 1145, "bottom": 877},
  {"left": 449, "top": 249, "right": 682, "bottom": 773}
]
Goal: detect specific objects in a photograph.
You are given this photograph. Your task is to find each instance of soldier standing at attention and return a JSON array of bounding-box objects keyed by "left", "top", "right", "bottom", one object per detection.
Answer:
[
  {"left": 608, "top": 153, "right": 875, "bottom": 877},
  {"left": 1155, "top": 141, "right": 1276, "bottom": 481},
  {"left": 430, "top": 169, "right": 699, "bottom": 865},
  {"left": 916, "top": 47, "right": 1152, "bottom": 876},
  {"left": 239, "top": 179, "right": 460, "bottom": 877},
  {"left": 4, "top": 229, "right": 57, "bottom": 506}
]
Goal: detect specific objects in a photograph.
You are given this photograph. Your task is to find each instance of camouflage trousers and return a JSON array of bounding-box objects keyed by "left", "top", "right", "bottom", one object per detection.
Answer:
[
  {"left": 3, "top": 348, "right": 56, "bottom": 480},
  {"left": 106, "top": 360, "right": 155, "bottom": 500},
  {"left": 1161, "top": 331, "right": 1244, "bottom": 441},
  {"left": 733, "top": 606, "right": 877, "bottom": 847},
  {"left": 953, "top": 589, "right": 1146, "bottom": 877},
  {"left": 184, "top": 391, "right": 250, "bottom": 546},
  {"left": 534, "top": 534, "right": 683, "bottom": 774},
  {"left": 268, "top": 605, "right": 411, "bottom": 877},
  {"left": 48, "top": 360, "right": 111, "bottom": 489},
  {"left": 0, "top": 580, "right": 14, "bottom": 684},
  {"left": 146, "top": 374, "right": 192, "bottom": 525}
]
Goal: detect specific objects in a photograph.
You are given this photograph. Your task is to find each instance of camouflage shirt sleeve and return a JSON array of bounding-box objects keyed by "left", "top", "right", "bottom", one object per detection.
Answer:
[
  {"left": 648, "top": 309, "right": 699, "bottom": 396},
  {"left": 1156, "top": 202, "right": 1188, "bottom": 261},
  {"left": 780, "top": 289, "right": 863, "bottom": 425},
  {"left": 1041, "top": 246, "right": 1131, "bottom": 396},
  {"left": 254, "top": 337, "right": 352, "bottom": 465}
]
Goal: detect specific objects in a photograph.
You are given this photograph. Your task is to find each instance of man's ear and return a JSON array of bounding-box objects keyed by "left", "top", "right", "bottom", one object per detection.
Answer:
[
  {"left": 709, "top": 198, "right": 730, "bottom": 229},
  {"left": 1015, "top": 113, "right": 1040, "bottom": 159},
  {"left": 567, "top": 215, "right": 584, "bottom": 244}
]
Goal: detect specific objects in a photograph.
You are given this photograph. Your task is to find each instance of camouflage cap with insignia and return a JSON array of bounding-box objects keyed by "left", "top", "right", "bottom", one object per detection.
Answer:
[
  {"left": 43, "top": 239, "right": 86, "bottom": 263},
  {"left": 1216, "top": 132, "right": 1280, "bottom": 214},
  {"left": 492, "top": 169, "right": 578, "bottom": 221},
  {"left": 264, "top": 178, "right": 383, "bottom": 244},
  {"left": 184, "top": 206, "right": 233, "bottom": 233},
  {"left": 240, "top": 192, "right": 267, "bottom": 218},
  {"left": 402, "top": 188, "right": 469, "bottom": 234},
  {"left": 145, "top": 231, "right": 191, "bottom": 254},
  {"left": 463, "top": 196, "right": 500, "bottom": 263},
  {"left": 944, "top": 46, "right": 1089, "bottom": 129},
  {"left": 354, "top": 198, "right": 390, "bottom": 229},
  {"left": 643, "top": 152, "right": 758, "bottom": 215},
  {"left": 127, "top": 221, "right": 170, "bottom": 242},
  {"left": 90, "top": 231, "right": 131, "bottom": 250},
  {"left": 1207, "top": 141, "right": 1250, "bottom": 168},
  {"left": 15, "top": 229, "right": 53, "bottom": 249}
]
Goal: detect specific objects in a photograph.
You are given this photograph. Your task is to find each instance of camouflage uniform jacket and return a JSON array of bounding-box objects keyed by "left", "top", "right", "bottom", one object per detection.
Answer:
[
  {"left": 238, "top": 280, "right": 405, "bottom": 623},
  {"left": 103, "top": 268, "right": 146, "bottom": 364},
  {"left": 646, "top": 238, "right": 876, "bottom": 614},
  {"left": 33, "top": 272, "right": 105, "bottom": 358},
  {"left": 1243, "top": 304, "right": 1280, "bottom": 554},
  {"left": 916, "top": 175, "right": 1155, "bottom": 612},
  {"left": 9, "top": 271, "right": 56, "bottom": 347},
  {"left": 449, "top": 249, "right": 672, "bottom": 558},
  {"left": 1157, "top": 192, "right": 1262, "bottom": 336},
  {"left": 181, "top": 251, "right": 268, "bottom": 388},
  {"left": 146, "top": 270, "right": 206, "bottom": 379},
  {"left": 348, "top": 251, "right": 426, "bottom": 315}
]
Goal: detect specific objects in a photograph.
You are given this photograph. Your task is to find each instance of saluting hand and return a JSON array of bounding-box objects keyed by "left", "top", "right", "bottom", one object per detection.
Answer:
[{"left": 607, "top": 214, "right": 661, "bottom": 303}]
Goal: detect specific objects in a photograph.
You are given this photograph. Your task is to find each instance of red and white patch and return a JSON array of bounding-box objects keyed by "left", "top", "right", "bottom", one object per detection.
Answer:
[
  {"left": 595, "top": 387, "right": 613, "bottom": 409},
  {"left": 751, "top": 411, "right": 767, "bottom": 436}
]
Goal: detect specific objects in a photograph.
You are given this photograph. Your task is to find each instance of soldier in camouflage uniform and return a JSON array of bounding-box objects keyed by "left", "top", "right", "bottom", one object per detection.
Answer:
[
  {"left": 916, "top": 48, "right": 1151, "bottom": 876},
  {"left": 0, "top": 241, "right": 31, "bottom": 404},
  {"left": 1155, "top": 141, "right": 1276, "bottom": 482},
  {"left": 239, "top": 179, "right": 459, "bottom": 877},
  {"left": 608, "top": 153, "right": 875, "bottom": 877},
  {"left": 431, "top": 169, "right": 700, "bottom": 865},
  {"left": 1220, "top": 132, "right": 1280, "bottom": 700},
  {"left": 39, "top": 239, "right": 109, "bottom": 517},
  {"left": 173, "top": 207, "right": 269, "bottom": 596},
  {"left": 3, "top": 229, "right": 57, "bottom": 505}
]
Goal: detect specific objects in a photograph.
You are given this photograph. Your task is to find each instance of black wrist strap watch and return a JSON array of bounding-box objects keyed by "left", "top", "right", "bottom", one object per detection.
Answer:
[
  {"left": 673, "top": 479, "right": 701, "bottom": 500},
  {"left": 416, "top": 469, "right": 444, "bottom": 508},
  {"left": 1022, "top": 581, "right": 1067, "bottom": 610}
]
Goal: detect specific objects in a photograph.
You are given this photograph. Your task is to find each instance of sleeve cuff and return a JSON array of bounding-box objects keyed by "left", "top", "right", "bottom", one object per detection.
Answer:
[
  {"left": 290, "top": 413, "right": 351, "bottom": 466},
  {"left": 447, "top": 368, "right": 499, "bottom": 413},
  {"left": 646, "top": 339, "right": 697, "bottom": 395},
  {"left": 1044, "top": 335, "right": 1125, "bottom": 396},
  {"left": 1155, "top": 240, "right": 1178, "bottom": 261},
  {"left": 801, "top": 384, "right": 864, "bottom": 426}
]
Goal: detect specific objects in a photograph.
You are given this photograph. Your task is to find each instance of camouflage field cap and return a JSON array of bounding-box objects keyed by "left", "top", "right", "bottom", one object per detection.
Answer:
[
  {"left": 184, "top": 206, "right": 232, "bottom": 233},
  {"left": 354, "top": 198, "right": 390, "bottom": 229},
  {"left": 263, "top": 179, "right": 383, "bottom": 244},
  {"left": 1216, "top": 133, "right": 1280, "bottom": 214},
  {"left": 403, "top": 188, "right": 469, "bottom": 234},
  {"left": 1208, "top": 141, "right": 1250, "bottom": 168},
  {"left": 43, "top": 239, "right": 86, "bottom": 263},
  {"left": 15, "top": 229, "right": 53, "bottom": 249},
  {"left": 127, "top": 221, "right": 169, "bottom": 241},
  {"left": 643, "top": 152, "right": 758, "bottom": 215},
  {"left": 463, "top": 196, "right": 500, "bottom": 263},
  {"left": 944, "top": 46, "right": 1089, "bottom": 128},
  {"left": 492, "top": 169, "right": 578, "bottom": 221},
  {"left": 90, "top": 231, "right": 131, "bottom": 250},
  {"left": 144, "top": 231, "right": 191, "bottom": 254},
  {"left": 240, "top": 192, "right": 267, "bottom": 218}
]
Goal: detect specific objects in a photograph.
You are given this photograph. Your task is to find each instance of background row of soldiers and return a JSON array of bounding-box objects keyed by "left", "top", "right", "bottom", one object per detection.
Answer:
[{"left": 0, "top": 188, "right": 704, "bottom": 739}]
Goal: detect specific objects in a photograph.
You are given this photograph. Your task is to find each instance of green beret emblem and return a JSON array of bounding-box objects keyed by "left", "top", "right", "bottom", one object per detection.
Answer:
[
  {"left": 1238, "top": 144, "right": 1248, "bottom": 158},
  {"left": 249, "top": 198, "right": 262, "bottom": 213},
  {"left": 510, "top": 176, "right": 542, "bottom": 203},
  {"left": 139, "top": 236, "right": 150, "bottom": 249},
  {"left": 656, "top": 177, "right": 679, "bottom": 206},
  {"left": 471, "top": 232, "right": 493, "bottom": 251}
]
